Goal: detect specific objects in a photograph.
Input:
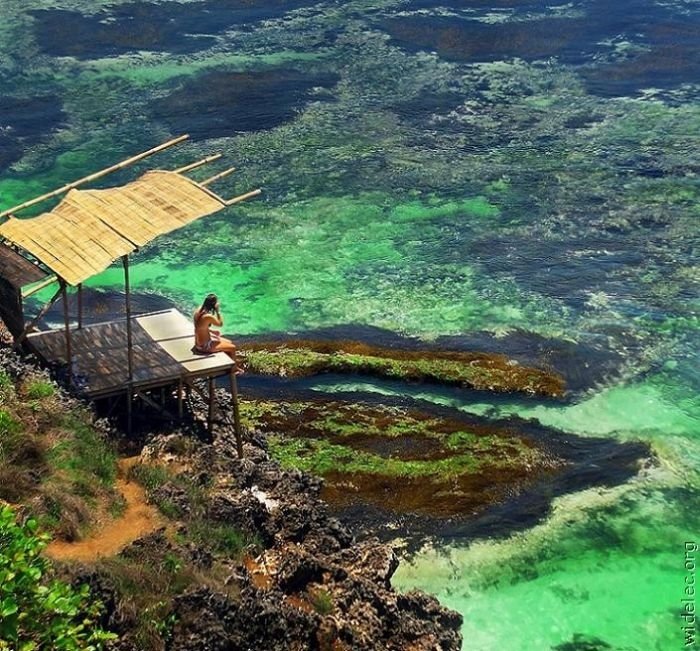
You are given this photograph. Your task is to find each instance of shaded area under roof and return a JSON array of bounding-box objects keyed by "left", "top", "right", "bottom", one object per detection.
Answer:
[
  {"left": 27, "top": 308, "right": 235, "bottom": 398},
  {"left": 0, "top": 169, "right": 226, "bottom": 286},
  {"left": 0, "top": 243, "right": 48, "bottom": 288}
]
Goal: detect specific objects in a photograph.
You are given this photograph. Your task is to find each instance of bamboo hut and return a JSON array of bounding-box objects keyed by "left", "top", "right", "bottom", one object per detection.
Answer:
[{"left": 0, "top": 135, "right": 260, "bottom": 453}]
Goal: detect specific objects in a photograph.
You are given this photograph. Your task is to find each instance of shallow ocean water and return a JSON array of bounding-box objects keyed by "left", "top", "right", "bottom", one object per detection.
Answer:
[{"left": 1, "top": 1, "right": 698, "bottom": 649}]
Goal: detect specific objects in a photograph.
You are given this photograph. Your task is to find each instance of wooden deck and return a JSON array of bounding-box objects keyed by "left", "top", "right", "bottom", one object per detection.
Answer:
[{"left": 27, "top": 309, "right": 235, "bottom": 398}]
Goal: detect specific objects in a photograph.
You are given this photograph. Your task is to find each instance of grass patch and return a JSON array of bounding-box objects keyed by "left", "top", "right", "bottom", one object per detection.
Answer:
[
  {"left": 23, "top": 379, "right": 55, "bottom": 400},
  {"left": 108, "top": 493, "right": 127, "bottom": 519},
  {"left": 0, "top": 409, "right": 22, "bottom": 459},
  {"left": 0, "top": 366, "right": 120, "bottom": 539},
  {"left": 0, "top": 370, "right": 13, "bottom": 403},
  {"left": 309, "top": 588, "right": 334, "bottom": 616},
  {"left": 130, "top": 463, "right": 254, "bottom": 559},
  {"left": 47, "top": 415, "right": 117, "bottom": 489},
  {"left": 94, "top": 537, "right": 240, "bottom": 650},
  {"left": 268, "top": 436, "right": 481, "bottom": 477},
  {"left": 96, "top": 549, "right": 195, "bottom": 649},
  {"left": 128, "top": 463, "right": 172, "bottom": 492},
  {"left": 186, "top": 520, "right": 258, "bottom": 557}
]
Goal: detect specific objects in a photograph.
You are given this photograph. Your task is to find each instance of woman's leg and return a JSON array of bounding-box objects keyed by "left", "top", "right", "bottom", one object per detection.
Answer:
[
  {"left": 213, "top": 338, "right": 244, "bottom": 374},
  {"left": 212, "top": 337, "right": 237, "bottom": 360}
]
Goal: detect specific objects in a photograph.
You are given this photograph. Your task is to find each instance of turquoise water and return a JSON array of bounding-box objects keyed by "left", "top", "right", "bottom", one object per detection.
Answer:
[{"left": 1, "top": 1, "right": 698, "bottom": 648}]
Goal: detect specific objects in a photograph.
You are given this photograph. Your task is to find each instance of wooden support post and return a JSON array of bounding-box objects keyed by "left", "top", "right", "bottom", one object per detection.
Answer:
[
  {"left": 135, "top": 390, "right": 177, "bottom": 421},
  {"left": 126, "top": 387, "right": 133, "bottom": 435},
  {"left": 13, "top": 284, "right": 64, "bottom": 349},
  {"left": 77, "top": 283, "right": 83, "bottom": 329},
  {"left": 105, "top": 396, "right": 121, "bottom": 418},
  {"left": 61, "top": 281, "right": 73, "bottom": 386},
  {"left": 207, "top": 377, "right": 215, "bottom": 437},
  {"left": 229, "top": 369, "right": 244, "bottom": 459},
  {"left": 123, "top": 255, "right": 135, "bottom": 433},
  {"left": 183, "top": 378, "right": 207, "bottom": 403},
  {"left": 122, "top": 256, "right": 134, "bottom": 384}
]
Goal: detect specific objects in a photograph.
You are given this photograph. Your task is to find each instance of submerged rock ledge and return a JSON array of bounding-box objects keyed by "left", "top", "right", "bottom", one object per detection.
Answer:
[
  {"left": 240, "top": 339, "right": 566, "bottom": 397},
  {"left": 237, "top": 393, "right": 650, "bottom": 545}
]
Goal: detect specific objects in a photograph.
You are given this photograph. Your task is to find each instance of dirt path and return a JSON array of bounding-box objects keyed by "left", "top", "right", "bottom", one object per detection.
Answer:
[{"left": 46, "top": 457, "right": 162, "bottom": 562}]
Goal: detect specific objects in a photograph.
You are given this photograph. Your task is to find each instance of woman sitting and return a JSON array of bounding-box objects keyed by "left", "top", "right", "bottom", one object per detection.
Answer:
[{"left": 193, "top": 294, "right": 240, "bottom": 369}]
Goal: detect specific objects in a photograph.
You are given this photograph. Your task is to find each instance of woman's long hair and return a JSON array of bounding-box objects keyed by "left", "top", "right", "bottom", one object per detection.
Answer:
[{"left": 196, "top": 294, "right": 218, "bottom": 322}]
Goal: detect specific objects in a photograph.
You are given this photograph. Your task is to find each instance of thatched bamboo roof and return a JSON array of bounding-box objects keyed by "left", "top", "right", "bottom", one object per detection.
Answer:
[{"left": 0, "top": 170, "right": 228, "bottom": 286}]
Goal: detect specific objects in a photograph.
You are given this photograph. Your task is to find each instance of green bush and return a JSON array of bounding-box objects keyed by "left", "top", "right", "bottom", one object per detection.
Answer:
[
  {"left": 0, "top": 409, "right": 21, "bottom": 463},
  {"left": 0, "top": 372, "right": 12, "bottom": 404},
  {"left": 309, "top": 588, "right": 334, "bottom": 616},
  {"left": 49, "top": 417, "right": 117, "bottom": 488},
  {"left": 25, "top": 380, "right": 55, "bottom": 400},
  {"left": 0, "top": 505, "right": 117, "bottom": 650},
  {"left": 128, "top": 464, "right": 171, "bottom": 492},
  {"left": 186, "top": 521, "right": 255, "bottom": 556},
  {"left": 0, "top": 409, "right": 19, "bottom": 437}
]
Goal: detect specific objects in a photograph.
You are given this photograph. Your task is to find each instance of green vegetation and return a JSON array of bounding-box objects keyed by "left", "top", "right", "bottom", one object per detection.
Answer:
[
  {"left": 0, "top": 505, "right": 116, "bottom": 650},
  {"left": 268, "top": 436, "right": 485, "bottom": 477},
  {"left": 241, "top": 341, "right": 565, "bottom": 397},
  {"left": 128, "top": 464, "right": 171, "bottom": 492},
  {"left": 23, "top": 379, "right": 55, "bottom": 400},
  {"left": 95, "top": 548, "right": 196, "bottom": 649},
  {"left": 0, "top": 409, "right": 21, "bottom": 458},
  {"left": 129, "top": 461, "right": 257, "bottom": 558},
  {"left": 186, "top": 521, "right": 256, "bottom": 556},
  {"left": 0, "top": 368, "right": 119, "bottom": 541},
  {"left": 48, "top": 416, "right": 117, "bottom": 488},
  {"left": 0, "top": 370, "right": 12, "bottom": 398},
  {"left": 309, "top": 588, "right": 334, "bottom": 616},
  {"left": 240, "top": 397, "right": 552, "bottom": 517}
]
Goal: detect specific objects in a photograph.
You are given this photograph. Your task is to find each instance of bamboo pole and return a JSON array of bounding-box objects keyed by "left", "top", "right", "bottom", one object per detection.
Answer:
[
  {"left": 123, "top": 256, "right": 134, "bottom": 384},
  {"left": 172, "top": 153, "right": 222, "bottom": 174},
  {"left": 126, "top": 388, "right": 133, "bottom": 436},
  {"left": 201, "top": 166, "right": 237, "bottom": 186},
  {"left": 229, "top": 369, "right": 244, "bottom": 459},
  {"left": 77, "top": 283, "right": 83, "bottom": 329},
  {"left": 61, "top": 281, "right": 73, "bottom": 387},
  {"left": 208, "top": 377, "right": 215, "bottom": 437},
  {"left": 224, "top": 189, "right": 262, "bottom": 206},
  {"left": 13, "top": 284, "right": 64, "bottom": 348},
  {"left": 0, "top": 134, "right": 190, "bottom": 219},
  {"left": 21, "top": 274, "right": 58, "bottom": 299}
]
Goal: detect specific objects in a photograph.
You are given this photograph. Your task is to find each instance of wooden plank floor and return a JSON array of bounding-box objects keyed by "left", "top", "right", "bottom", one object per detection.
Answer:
[{"left": 27, "top": 309, "right": 234, "bottom": 398}]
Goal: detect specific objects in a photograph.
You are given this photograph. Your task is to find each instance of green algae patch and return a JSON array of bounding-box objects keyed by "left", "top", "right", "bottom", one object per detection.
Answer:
[
  {"left": 389, "top": 196, "right": 499, "bottom": 221},
  {"left": 240, "top": 398, "right": 559, "bottom": 518},
  {"left": 241, "top": 340, "right": 566, "bottom": 397}
]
